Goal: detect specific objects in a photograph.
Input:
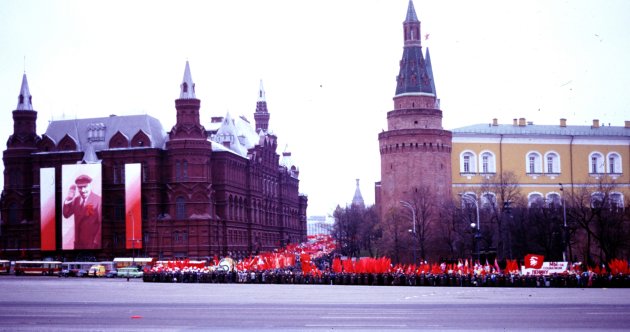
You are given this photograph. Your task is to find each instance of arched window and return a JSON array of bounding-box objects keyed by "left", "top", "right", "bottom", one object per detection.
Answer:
[
  {"left": 460, "top": 151, "right": 477, "bottom": 174},
  {"left": 546, "top": 192, "right": 562, "bottom": 208},
  {"left": 183, "top": 160, "right": 188, "bottom": 180},
  {"left": 479, "top": 151, "right": 496, "bottom": 174},
  {"left": 182, "top": 82, "right": 188, "bottom": 93},
  {"left": 176, "top": 196, "right": 186, "bottom": 219},
  {"left": 589, "top": 152, "right": 605, "bottom": 174},
  {"left": 607, "top": 152, "right": 622, "bottom": 174},
  {"left": 591, "top": 192, "right": 605, "bottom": 208},
  {"left": 114, "top": 197, "right": 125, "bottom": 221},
  {"left": 528, "top": 192, "right": 544, "bottom": 208},
  {"left": 544, "top": 152, "right": 561, "bottom": 174},
  {"left": 610, "top": 192, "right": 624, "bottom": 210},
  {"left": 481, "top": 192, "right": 496, "bottom": 209},
  {"left": 8, "top": 202, "right": 19, "bottom": 224},
  {"left": 526, "top": 152, "right": 542, "bottom": 174},
  {"left": 142, "top": 162, "right": 149, "bottom": 182}
]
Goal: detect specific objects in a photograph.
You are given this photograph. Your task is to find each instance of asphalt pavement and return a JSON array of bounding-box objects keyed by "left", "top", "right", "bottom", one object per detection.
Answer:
[{"left": 1, "top": 276, "right": 629, "bottom": 331}]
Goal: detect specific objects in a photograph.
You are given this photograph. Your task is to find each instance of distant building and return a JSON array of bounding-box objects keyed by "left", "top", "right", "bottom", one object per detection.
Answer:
[
  {"left": 351, "top": 179, "right": 365, "bottom": 208},
  {"left": 1, "top": 62, "right": 307, "bottom": 261},
  {"left": 307, "top": 215, "right": 334, "bottom": 236}
]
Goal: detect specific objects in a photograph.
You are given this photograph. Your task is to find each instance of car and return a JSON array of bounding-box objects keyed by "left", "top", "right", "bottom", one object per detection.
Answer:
[
  {"left": 105, "top": 270, "right": 117, "bottom": 278},
  {"left": 88, "top": 264, "right": 106, "bottom": 277},
  {"left": 116, "top": 267, "right": 143, "bottom": 278}
]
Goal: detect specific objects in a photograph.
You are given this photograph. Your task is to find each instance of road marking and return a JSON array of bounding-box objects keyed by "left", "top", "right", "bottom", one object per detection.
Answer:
[
  {"left": 305, "top": 324, "right": 408, "bottom": 328},
  {"left": 321, "top": 316, "right": 408, "bottom": 320}
]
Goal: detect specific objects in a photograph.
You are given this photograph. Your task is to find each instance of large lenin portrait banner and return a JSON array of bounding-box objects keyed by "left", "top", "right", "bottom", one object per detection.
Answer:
[
  {"left": 125, "top": 163, "right": 142, "bottom": 249},
  {"left": 61, "top": 164, "right": 102, "bottom": 250}
]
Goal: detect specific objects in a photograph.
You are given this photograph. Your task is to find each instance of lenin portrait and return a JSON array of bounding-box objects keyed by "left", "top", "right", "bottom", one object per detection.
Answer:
[{"left": 62, "top": 173, "right": 102, "bottom": 249}]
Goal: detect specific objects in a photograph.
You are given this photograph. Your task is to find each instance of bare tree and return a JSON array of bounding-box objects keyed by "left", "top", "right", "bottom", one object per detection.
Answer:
[
  {"left": 375, "top": 207, "right": 408, "bottom": 264},
  {"left": 566, "top": 178, "right": 630, "bottom": 264},
  {"left": 477, "top": 171, "right": 525, "bottom": 259}
]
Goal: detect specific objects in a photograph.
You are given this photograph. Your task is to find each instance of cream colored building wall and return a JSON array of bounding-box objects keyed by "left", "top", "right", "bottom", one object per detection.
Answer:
[{"left": 452, "top": 134, "right": 630, "bottom": 202}]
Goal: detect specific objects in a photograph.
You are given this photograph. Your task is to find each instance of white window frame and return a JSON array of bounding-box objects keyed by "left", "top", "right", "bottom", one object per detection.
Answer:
[
  {"left": 544, "top": 151, "right": 561, "bottom": 174},
  {"left": 479, "top": 151, "right": 496, "bottom": 174},
  {"left": 546, "top": 192, "right": 562, "bottom": 207},
  {"left": 589, "top": 152, "right": 605, "bottom": 174},
  {"left": 481, "top": 192, "right": 497, "bottom": 209},
  {"left": 607, "top": 152, "right": 622, "bottom": 175},
  {"left": 525, "top": 151, "right": 543, "bottom": 174},
  {"left": 528, "top": 192, "right": 544, "bottom": 207},
  {"left": 460, "top": 151, "right": 477, "bottom": 174}
]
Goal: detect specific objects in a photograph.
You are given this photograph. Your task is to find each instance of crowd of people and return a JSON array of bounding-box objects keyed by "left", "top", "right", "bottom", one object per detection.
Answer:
[{"left": 141, "top": 235, "right": 630, "bottom": 288}]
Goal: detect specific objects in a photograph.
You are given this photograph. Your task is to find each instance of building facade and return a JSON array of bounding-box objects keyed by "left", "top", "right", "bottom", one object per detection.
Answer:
[
  {"left": 1, "top": 62, "right": 307, "bottom": 261},
  {"left": 452, "top": 117, "right": 630, "bottom": 207}
]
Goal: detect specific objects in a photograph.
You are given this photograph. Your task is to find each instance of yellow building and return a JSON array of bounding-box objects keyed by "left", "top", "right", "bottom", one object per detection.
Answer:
[{"left": 452, "top": 118, "right": 630, "bottom": 206}]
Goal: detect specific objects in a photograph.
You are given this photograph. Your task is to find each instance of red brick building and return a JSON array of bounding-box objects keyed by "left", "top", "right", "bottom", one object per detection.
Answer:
[
  {"left": 376, "top": 1, "right": 452, "bottom": 224},
  {"left": 1, "top": 62, "right": 307, "bottom": 261}
]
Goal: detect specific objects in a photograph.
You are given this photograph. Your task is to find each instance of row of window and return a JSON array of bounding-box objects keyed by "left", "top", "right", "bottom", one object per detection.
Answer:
[
  {"left": 461, "top": 191, "right": 625, "bottom": 209},
  {"left": 459, "top": 150, "right": 623, "bottom": 176}
]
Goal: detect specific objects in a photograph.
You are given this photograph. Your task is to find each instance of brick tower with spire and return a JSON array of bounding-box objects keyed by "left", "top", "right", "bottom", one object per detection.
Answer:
[
  {"left": 165, "top": 61, "right": 214, "bottom": 232},
  {"left": 377, "top": 0, "right": 452, "bottom": 221},
  {"left": 2, "top": 73, "right": 40, "bottom": 228}
]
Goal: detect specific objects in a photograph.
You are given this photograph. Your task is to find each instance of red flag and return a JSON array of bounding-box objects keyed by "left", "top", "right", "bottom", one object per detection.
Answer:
[
  {"left": 524, "top": 254, "right": 544, "bottom": 269},
  {"left": 494, "top": 258, "right": 501, "bottom": 274}
]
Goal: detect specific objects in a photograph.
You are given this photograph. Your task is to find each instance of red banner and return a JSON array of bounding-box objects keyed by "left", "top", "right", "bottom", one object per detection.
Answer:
[{"left": 524, "top": 254, "right": 545, "bottom": 269}]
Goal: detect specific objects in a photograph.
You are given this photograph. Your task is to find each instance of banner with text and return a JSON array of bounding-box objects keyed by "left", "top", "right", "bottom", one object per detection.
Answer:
[{"left": 521, "top": 262, "right": 568, "bottom": 276}]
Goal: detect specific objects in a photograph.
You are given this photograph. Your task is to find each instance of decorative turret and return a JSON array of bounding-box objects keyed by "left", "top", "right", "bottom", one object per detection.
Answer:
[
  {"left": 7, "top": 73, "right": 38, "bottom": 148},
  {"left": 254, "top": 79, "right": 270, "bottom": 132},
  {"left": 170, "top": 61, "right": 205, "bottom": 139}
]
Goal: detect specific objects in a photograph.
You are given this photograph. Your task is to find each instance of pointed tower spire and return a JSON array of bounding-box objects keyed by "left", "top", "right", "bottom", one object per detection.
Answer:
[
  {"left": 403, "top": 0, "right": 421, "bottom": 47},
  {"left": 17, "top": 73, "right": 33, "bottom": 111},
  {"left": 425, "top": 47, "right": 436, "bottom": 95},
  {"left": 395, "top": 0, "right": 434, "bottom": 96},
  {"left": 8, "top": 73, "right": 38, "bottom": 148},
  {"left": 254, "top": 79, "right": 270, "bottom": 132},
  {"left": 352, "top": 179, "right": 365, "bottom": 208},
  {"left": 170, "top": 61, "right": 205, "bottom": 139},
  {"left": 179, "top": 61, "right": 196, "bottom": 99},
  {"left": 405, "top": 0, "right": 419, "bottom": 22}
]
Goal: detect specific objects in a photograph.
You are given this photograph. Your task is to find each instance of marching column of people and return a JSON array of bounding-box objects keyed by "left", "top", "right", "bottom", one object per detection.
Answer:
[{"left": 142, "top": 268, "right": 630, "bottom": 288}]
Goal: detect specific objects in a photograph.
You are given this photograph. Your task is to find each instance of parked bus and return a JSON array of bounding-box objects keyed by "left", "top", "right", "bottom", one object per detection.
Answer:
[
  {"left": 14, "top": 260, "right": 62, "bottom": 276},
  {"left": 113, "top": 257, "right": 154, "bottom": 270},
  {"left": 0, "top": 260, "right": 10, "bottom": 274}
]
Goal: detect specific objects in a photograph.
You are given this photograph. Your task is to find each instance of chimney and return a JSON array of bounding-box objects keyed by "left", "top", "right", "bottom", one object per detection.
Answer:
[
  {"left": 518, "top": 118, "right": 526, "bottom": 127},
  {"left": 625, "top": 121, "right": 630, "bottom": 128},
  {"left": 592, "top": 119, "right": 600, "bottom": 128},
  {"left": 513, "top": 118, "right": 518, "bottom": 126},
  {"left": 560, "top": 118, "right": 567, "bottom": 127},
  {"left": 492, "top": 118, "right": 498, "bottom": 126}
]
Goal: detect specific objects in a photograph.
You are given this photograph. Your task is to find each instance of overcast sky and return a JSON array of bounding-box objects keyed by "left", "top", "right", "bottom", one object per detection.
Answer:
[{"left": 1, "top": 0, "right": 629, "bottom": 217}]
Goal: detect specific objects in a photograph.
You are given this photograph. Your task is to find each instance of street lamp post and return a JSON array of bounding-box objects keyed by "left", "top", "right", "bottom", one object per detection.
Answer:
[
  {"left": 559, "top": 183, "right": 568, "bottom": 262},
  {"left": 460, "top": 193, "right": 480, "bottom": 263},
  {"left": 400, "top": 201, "right": 417, "bottom": 264}
]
